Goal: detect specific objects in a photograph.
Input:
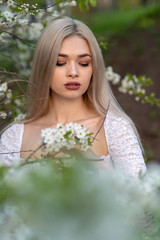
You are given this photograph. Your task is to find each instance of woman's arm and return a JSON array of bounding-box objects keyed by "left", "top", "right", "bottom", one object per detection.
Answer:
[{"left": 104, "top": 111, "right": 147, "bottom": 177}]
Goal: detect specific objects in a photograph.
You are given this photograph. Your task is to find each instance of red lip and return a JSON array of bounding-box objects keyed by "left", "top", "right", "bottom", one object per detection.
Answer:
[{"left": 64, "top": 82, "right": 81, "bottom": 90}]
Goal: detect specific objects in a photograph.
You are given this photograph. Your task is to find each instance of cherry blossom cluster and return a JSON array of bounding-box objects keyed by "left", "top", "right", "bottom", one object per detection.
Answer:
[
  {"left": 0, "top": 0, "right": 77, "bottom": 76},
  {"left": 0, "top": 81, "right": 12, "bottom": 119},
  {"left": 0, "top": 78, "right": 26, "bottom": 120},
  {"left": 105, "top": 66, "right": 121, "bottom": 85},
  {"left": 106, "top": 66, "right": 160, "bottom": 107},
  {"left": 40, "top": 123, "right": 93, "bottom": 153}
]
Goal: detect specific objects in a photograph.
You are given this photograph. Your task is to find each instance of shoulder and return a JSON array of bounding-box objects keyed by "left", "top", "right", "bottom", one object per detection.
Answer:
[
  {"left": 104, "top": 109, "right": 139, "bottom": 149},
  {"left": 0, "top": 123, "right": 24, "bottom": 148},
  {"left": 104, "top": 110, "right": 135, "bottom": 137},
  {"left": 1, "top": 123, "right": 24, "bottom": 140}
]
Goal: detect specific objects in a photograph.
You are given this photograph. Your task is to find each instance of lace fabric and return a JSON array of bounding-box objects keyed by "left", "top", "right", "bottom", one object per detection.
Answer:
[
  {"left": 0, "top": 124, "right": 24, "bottom": 166},
  {"left": 0, "top": 110, "right": 147, "bottom": 176},
  {"left": 104, "top": 111, "right": 147, "bottom": 176}
]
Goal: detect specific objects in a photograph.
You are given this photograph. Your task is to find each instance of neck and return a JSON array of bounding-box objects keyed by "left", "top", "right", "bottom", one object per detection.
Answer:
[{"left": 47, "top": 96, "right": 93, "bottom": 125}]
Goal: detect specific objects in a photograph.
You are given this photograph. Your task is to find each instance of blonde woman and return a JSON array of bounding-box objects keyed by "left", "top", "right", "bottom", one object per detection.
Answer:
[{"left": 0, "top": 17, "right": 146, "bottom": 176}]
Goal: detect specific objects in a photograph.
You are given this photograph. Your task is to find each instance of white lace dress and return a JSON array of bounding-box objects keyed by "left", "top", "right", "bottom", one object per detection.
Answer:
[{"left": 0, "top": 111, "right": 147, "bottom": 176}]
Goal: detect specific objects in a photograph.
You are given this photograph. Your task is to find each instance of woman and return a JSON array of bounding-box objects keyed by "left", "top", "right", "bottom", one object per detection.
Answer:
[{"left": 0, "top": 17, "right": 147, "bottom": 176}]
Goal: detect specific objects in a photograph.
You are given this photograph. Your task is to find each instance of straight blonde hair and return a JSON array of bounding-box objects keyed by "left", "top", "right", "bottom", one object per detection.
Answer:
[{"left": 2, "top": 17, "right": 143, "bottom": 150}]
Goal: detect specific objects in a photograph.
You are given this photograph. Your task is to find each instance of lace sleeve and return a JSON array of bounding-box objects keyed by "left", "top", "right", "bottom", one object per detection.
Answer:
[
  {"left": 0, "top": 124, "right": 23, "bottom": 166},
  {"left": 105, "top": 112, "right": 147, "bottom": 177}
]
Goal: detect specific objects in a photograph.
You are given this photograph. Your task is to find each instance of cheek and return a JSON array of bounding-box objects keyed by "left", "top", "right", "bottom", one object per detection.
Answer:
[{"left": 50, "top": 70, "right": 62, "bottom": 87}]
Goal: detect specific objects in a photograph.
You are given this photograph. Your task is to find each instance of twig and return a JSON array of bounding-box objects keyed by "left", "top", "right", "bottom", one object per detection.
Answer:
[
  {"left": 0, "top": 150, "right": 33, "bottom": 155},
  {"left": 25, "top": 144, "right": 45, "bottom": 162},
  {"left": 1, "top": 30, "right": 35, "bottom": 47}
]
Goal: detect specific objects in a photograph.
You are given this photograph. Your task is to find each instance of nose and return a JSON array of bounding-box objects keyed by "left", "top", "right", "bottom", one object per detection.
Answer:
[{"left": 67, "top": 62, "right": 79, "bottom": 78}]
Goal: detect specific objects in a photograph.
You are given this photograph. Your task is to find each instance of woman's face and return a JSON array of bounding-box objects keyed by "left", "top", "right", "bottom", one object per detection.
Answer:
[{"left": 50, "top": 35, "right": 93, "bottom": 101}]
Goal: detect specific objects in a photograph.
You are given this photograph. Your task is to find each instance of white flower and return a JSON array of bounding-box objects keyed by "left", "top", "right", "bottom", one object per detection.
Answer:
[
  {"left": 14, "top": 98, "right": 23, "bottom": 107},
  {"left": 0, "top": 111, "right": 7, "bottom": 119},
  {"left": 74, "top": 123, "right": 83, "bottom": 131},
  {"left": 14, "top": 113, "right": 26, "bottom": 121},
  {"left": 71, "top": 1, "right": 77, "bottom": 6},
  {"left": 6, "top": 90, "right": 12, "bottom": 99},
  {"left": 41, "top": 128, "right": 54, "bottom": 138},
  {"left": 141, "top": 89, "right": 146, "bottom": 94},
  {"left": 59, "top": 2, "right": 64, "bottom": 8},
  {"left": 127, "top": 80, "right": 135, "bottom": 88},
  {"left": 135, "top": 96, "right": 140, "bottom": 101},
  {"left": 3, "top": 11, "right": 14, "bottom": 23},
  {"left": 75, "top": 129, "right": 86, "bottom": 139},
  {"left": 7, "top": 0, "right": 15, "bottom": 7},
  {"left": 105, "top": 70, "right": 114, "bottom": 81},
  {"left": 52, "top": 10, "right": 60, "bottom": 18},
  {"left": 0, "top": 82, "right": 8, "bottom": 92},
  {"left": 81, "top": 144, "right": 89, "bottom": 151},
  {"left": 27, "top": 23, "right": 43, "bottom": 40},
  {"left": 129, "top": 90, "right": 133, "bottom": 95},
  {"left": 0, "top": 92, "right": 4, "bottom": 97},
  {"left": 106, "top": 67, "right": 121, "bottom": 84},
  {"left": 56, "top": 123, "right": 63, "bottom": 129},
  {"left": 118, "top": 86, "right": 127, "bottom": 93},
  {"left": 65, "top": 122, "right": 74, "bottom": 132},
  {"left": 112, "top": 73, "right": 121, "bottom": 84},
  {"left": 57, "top": 127, "right": 66, "bottom": 136},
  {"left": 40, "top": 123, "right": 92, "bottom": 154}
]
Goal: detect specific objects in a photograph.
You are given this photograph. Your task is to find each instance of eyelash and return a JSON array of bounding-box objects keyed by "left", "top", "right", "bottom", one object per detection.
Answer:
[
  {"left": 56, "top": 63, "right": 65, "bottom": 66},
  {"left": 56, "top": 62, "right": 89, "bottom": 67},
  {"left": 80, "top": 63, "right": 89, "bottom": 67}
]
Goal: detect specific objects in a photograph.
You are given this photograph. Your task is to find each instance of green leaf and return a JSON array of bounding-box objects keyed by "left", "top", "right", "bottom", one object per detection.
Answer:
[
  {"left": 79, "top": 0, "right": 89, "bottom": 10},
  {"left": 64, "top": 130, "right": 72, "bottom": 138},
  {"left": 89, "top": 0, "right": 97, "bottom": 7},
  {"left": 88, "top": 138, "right": 92, "bottom": 146}
]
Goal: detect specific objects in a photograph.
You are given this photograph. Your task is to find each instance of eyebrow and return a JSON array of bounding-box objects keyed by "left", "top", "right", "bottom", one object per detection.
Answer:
[{"left": 58, "top": 53, "right": 92, "bottom": 58}]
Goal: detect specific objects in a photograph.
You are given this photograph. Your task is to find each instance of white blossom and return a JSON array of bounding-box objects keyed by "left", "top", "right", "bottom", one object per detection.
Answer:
[
  {"left": 5, "top": 89, "right": 12, "bottom": 98},
  {"left": 40, "top": 123, "right": 92, "bottom": 154},
  {"left": 118, "top": 86, "right": 127, "bottom": 93},
  {"left": 76, "top": 129, "right": 87, "bottom": 139},
  {"left": 0, "top": 82, "right": 8, "bottom": 92},
  {"left": 0, "top": 92, "right": 4, "bottom": 97},
  {"left": 0, "top": 111, "right": 7, "bottom": 119},
  {"left": 105, "top": 66, "right": 120, "bottom": 84},
  {"left": 112, "top": 73, "right": 121, "bottom": 84},
  {"left": 7, "top": 0, "right": 15, "bottom": 7},
  {"left": 3, "top": 11, "right": 14, "bottom": 23},
  {"left": 135, "top": 96, "right": 140, "bottom": 101},
  {"left": 28, "top": 23, "right": 43, "bottom": 40},
  {"left": 71, "top": 1, "right": 77, "bottom": 7},
  {"left": 14, "top": 99, "right": 23, "bottom": 107},
  {"left": 14, "top": 113, "right": 26, "bottom": 121}
]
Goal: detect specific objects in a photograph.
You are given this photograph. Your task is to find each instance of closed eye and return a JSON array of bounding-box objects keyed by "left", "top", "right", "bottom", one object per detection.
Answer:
[
  {"left": 79, "top": 63, "right": 89, "bottom": 67},
  {"left": 56, "top": 62, "right": 66, "bottom": 66}
]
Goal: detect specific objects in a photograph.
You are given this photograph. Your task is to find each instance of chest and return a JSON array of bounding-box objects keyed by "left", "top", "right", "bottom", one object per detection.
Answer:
[{"left": 20, "top": 121, "right": 108, "bottom": 160}]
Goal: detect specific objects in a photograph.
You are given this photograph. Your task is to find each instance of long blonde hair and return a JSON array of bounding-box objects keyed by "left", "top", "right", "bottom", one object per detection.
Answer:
[{"left": 20, "top": 17, "right": 143, "bottom": 148}]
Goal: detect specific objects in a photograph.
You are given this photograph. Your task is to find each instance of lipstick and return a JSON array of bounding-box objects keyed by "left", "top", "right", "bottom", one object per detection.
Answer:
[{"left": 64, "top": 82, "right": 81, "bottom": 90}]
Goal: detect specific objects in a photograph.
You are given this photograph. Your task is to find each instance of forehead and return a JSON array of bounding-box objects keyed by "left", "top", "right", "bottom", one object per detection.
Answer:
[{"left": 59, "top": 35, "right": 91, "bottom": 55}]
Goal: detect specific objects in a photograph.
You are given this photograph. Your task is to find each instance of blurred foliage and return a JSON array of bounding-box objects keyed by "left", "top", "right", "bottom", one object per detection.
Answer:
[
  {"left": 74, "top": 3, "right": 160, "bottom": 37},
  {"left": 117, "top": 0, "right": 141, "bottom": 9},
  {"left": 0, "top": 159, "right": 160, "bottom": 239}
]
